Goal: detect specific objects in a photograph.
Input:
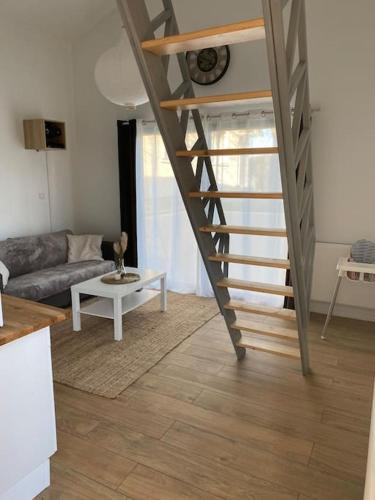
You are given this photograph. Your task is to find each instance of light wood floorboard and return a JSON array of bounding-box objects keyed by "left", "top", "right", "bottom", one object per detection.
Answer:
[{"left": 38, "top": 312, "right": 374, "bottom": 500}]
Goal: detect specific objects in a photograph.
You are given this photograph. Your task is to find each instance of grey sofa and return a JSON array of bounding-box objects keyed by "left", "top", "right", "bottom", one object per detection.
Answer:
[{"left": 0, "top": 230, "right": 115, "bottom": 307}]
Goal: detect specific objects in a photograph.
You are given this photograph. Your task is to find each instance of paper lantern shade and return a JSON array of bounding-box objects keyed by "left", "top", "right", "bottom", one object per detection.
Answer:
[{"left": 95, "top": 37, "right": 148, "bottom": 109}]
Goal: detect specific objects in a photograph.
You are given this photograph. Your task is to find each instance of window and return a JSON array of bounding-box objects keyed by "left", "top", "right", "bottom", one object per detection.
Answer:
[{"left": 136, "top": 113, "right": 287, "bottom": 306}]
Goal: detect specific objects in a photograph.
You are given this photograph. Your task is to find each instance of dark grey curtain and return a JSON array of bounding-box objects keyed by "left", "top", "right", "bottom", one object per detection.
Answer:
[{"left": 117, "top": 119, "right": 138, "bottom": 267}]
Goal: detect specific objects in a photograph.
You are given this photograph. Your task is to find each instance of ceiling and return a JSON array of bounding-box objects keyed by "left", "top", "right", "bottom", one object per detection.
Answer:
[{"left": 0, "top": 0, "right": 115, "bottom": 42}]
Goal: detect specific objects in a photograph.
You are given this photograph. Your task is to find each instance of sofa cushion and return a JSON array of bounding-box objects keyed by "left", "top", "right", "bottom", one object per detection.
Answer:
[
  {"left": 67, "top": 234, "right": 104, "bottom": 263},
  {"left": 5, "top": 260, "right": 115, "bottom": 301},
  {"left": 0, "top": 230, "right": 72, "bottom": 278}
]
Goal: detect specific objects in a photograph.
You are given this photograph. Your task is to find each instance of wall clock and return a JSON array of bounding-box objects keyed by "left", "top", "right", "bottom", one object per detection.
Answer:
[{"left": 186, "top": 45, "right": 230, "bottom": 85}]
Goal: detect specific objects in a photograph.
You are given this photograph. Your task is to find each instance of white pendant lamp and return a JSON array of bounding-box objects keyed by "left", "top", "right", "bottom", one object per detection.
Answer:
[{"left": 95, "top": 35, "right": 148, "bottom": 110}]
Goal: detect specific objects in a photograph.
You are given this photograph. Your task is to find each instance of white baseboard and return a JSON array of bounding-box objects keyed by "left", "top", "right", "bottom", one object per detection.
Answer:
[{"left": 311, "top": 300, "right": 375, "bottom": 322}]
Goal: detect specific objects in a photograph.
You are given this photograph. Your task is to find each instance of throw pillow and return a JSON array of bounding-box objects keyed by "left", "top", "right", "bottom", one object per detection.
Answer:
[
  {"left": 67, "top": 234, "right": 104, "bottom": 263},
  {"left": 0, "top": 260, "right": 9, "bottom": 289}
]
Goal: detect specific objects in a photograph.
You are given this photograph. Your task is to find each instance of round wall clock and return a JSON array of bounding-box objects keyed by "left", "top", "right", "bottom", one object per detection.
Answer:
[{"left": 186, "top": 45, "right": 230, "bottom": 86}]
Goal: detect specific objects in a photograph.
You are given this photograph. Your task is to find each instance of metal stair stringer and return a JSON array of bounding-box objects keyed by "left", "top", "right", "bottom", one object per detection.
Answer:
[
  {"left": 262, "top": 0, "right": 315, "bottom": 374},
  {"left": 116, "top": 0, "right": 246, "bottom": 360}
]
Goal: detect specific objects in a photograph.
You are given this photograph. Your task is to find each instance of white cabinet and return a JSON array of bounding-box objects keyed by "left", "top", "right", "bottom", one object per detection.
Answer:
[{"left": 0, "top": 327, "right": 56, "bottom": 499}]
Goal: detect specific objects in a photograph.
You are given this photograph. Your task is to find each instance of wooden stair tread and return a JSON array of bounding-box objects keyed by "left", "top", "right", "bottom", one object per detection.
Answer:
[
  {"left": 200, "top": 225, "right": 287, "bottom": 237},
  {"left": 209, "top": 254, "right": 290, "bottom": 269},
  {"left": 225, "top": 300, "right": 296, "bottom": 320},
  {"left": 189, "top": 191, "right": 282, "bottom": 199},
  {"left": 237, "top": 336, "right": 300, "bottom": 359},
  {"left": 176, "top": 147, "right": 278, "bottom": 157},
  {"left": 217, "top": 278, "right": 294, "bottom": 297},
  {"left": 142, "top": 18, "right": 265, "bottom": 56},
  {"left": 161, "top": 90, "right": 272, "bottom": 111},
  {"left": 232, "top": 320, "right": 298, "bottom": 341}
]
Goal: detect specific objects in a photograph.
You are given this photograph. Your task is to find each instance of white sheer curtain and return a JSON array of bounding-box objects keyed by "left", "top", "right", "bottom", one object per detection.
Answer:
[{"left": 136, "top": 113, "right": 287, "bottom": 307}]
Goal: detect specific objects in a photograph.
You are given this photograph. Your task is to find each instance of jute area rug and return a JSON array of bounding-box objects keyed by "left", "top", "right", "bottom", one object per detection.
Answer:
[{"left": 51, "top": 292, "right": 219, "bottom": 398}]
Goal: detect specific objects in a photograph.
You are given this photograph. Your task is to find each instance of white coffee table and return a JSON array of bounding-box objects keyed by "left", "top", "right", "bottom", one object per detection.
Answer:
[{"left": 71, "top": 267, "right": 167, "bottom": 341}]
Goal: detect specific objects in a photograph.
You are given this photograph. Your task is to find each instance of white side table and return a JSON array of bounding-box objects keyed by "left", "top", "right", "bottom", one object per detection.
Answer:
[
  {"left": 71, "top": 267, "right": 167, "bottom": 341},
  {"left": 321, "top": 257, "right": 375, "bottom": 339}
]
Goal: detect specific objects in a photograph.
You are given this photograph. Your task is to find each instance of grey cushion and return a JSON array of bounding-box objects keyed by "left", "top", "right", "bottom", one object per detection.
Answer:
[
  {"left": 351, "top": 239, "right": 375, "bottom": 264},
  {"left": 0, "top": 230, "right": 72, "bottom": 278},
  {"left": 5, "top": 260, "right": 115, "bottom": 301}
]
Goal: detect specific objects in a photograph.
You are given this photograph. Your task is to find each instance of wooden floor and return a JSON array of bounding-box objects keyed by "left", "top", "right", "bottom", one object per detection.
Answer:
[{"left": 38, "top": 310, "right": 375, "bottom": 500}]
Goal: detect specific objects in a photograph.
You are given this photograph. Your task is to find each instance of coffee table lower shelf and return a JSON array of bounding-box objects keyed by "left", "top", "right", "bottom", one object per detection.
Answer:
[{"left": 80, "top": 289, "right": 160, "bottom": 320}]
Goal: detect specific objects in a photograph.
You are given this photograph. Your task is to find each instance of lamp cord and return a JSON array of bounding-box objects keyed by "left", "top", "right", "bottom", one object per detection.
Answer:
[{"left": 45, "top": 151, "right": 53, "bottom": 232}]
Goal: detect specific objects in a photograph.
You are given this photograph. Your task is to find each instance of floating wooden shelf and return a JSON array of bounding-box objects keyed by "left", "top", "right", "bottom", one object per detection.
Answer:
[
  {"left": 23, "top": 119, "right": 66, "bottom": 151},
  {"left": 141, "top": 18, "right": 266, "bottom": 56}
]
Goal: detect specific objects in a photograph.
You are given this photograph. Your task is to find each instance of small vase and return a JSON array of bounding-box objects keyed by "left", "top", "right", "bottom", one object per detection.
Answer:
[{"left": 115, "top": 257, "right": 124, "bottom": 275}]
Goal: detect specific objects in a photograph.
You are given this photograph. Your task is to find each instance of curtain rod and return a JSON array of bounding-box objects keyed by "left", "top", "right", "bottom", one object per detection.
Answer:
[{"left": 141, "top": 106, "right": 320, "bottom": 125}]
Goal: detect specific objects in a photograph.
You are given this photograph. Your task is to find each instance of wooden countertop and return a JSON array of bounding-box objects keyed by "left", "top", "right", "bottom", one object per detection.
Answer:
[{"left": 0, "top": 295, "right": 67, "bottom": 346}]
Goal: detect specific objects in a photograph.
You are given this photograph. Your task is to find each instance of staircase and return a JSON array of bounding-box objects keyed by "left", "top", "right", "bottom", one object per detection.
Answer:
[{"left": 116, "top": 0, "right": 315, "bottom": 374}]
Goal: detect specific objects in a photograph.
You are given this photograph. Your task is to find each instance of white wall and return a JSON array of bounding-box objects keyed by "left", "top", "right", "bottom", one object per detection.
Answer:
[
  {"left": 307, "top": 0, "right": 375, "bottom": 245},
  {"left": 306, "top": 0, "right": 375, "bottom": 316},
  {"left": 71, "top": 0, "right": 375, "bottom": 317},
  {"left": 72, "top": 11, "right": 146, "bottom": 240},
  {"left": 170, "top": 0, "right": 269, "bottom": 96},
  {"left": 0, "top": 18, "right": 76, "bottom": 240}
]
